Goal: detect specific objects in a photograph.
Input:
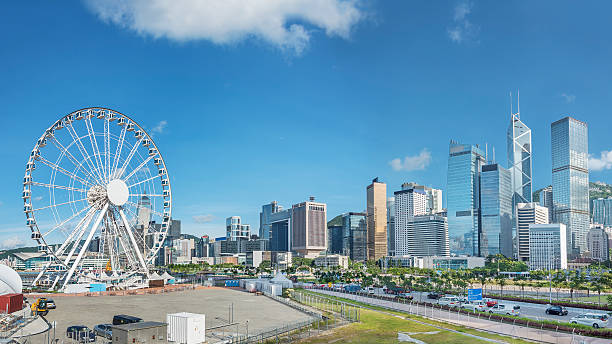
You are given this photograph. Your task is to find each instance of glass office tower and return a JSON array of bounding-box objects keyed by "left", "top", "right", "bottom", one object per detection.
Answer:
[
  {"left": 480, "top": 164, "right": 513, "bottom": 257},
  {"left": 342, "top": 212, "right": 367, "bottom": 261},
  {"left": 447, "top": 141, "right": 486, "bottom": 256},
  {"left": 551, "top": 117, "right": 589, "bottom": 257},
  {"left": 592, "top": 197, "right": 612, "bottom": 226}
]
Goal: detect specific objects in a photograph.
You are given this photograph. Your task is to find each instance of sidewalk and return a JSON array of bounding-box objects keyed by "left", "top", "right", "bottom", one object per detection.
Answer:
[{"left": 310, "top": 289, "right": 610, "bottom": 344}]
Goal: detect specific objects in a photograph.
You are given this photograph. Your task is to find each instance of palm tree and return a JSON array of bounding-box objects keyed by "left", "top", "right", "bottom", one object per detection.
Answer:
[
  {"left": 478, "top": 274, "right": 489, "bottom": 296},
  {"left": 495, "top": 274, "right": 507, "bottom": 297},
  {"left": 591, "top": 272, "right": 609, "bottom": 306},
  {"left": 515, "top": 280, "right": 527, "bottom": 299}
]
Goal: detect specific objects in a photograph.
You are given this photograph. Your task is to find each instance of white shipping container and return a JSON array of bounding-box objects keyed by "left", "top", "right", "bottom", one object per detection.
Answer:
[{"left": 167, "top": 312, "right": 206, "bottom": 344}]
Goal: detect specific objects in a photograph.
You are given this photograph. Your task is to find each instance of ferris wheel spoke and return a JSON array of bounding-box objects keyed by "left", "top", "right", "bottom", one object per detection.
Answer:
[
  {"left": 37, "top": 156, "right": 92, "bottom": 188},
  {"left": 110, "top": 212, "right": 140, "bottom": 270},
  {"left": 130, "top": 193, "right": 162, "bottom": 197},
  {"left": 125, "top": 200, "right": 165, "bottom": 218},
  {"left": 116, "top": 136, "right": 144, "bottom": 179},
  {"left": 48, "top": 136, "right": 101, "bottom": 185},
  {"left": 58, "top": 208, "right": 97, "bottom": 259},
  {"left": 42, "top": 205, "right": 91, "bottom": 238},
  {"left": 31, "top": 181, "right": 87, "bottom": 193},
  {"left": 85, "top": 115, "right": 107, "bottom": 182},
  {"left": 62, "top": 202, "right": 109, "bottom": 289},
  {"left": 65, "top": 122, "right": 105, "bottom": 184},
  {"left": 127, "top": 174, "right": 160, "bottom": 189},
  {"left": 122, "top": 155, "right": 154, "bottom": 182},
  {"left": 111, "top": 122, "right": 128, "bottom": 181},
  {"left": 104, "top": 115, "right": 111, "bottom": 181},
  {"left": 32, "top": 197, "right": 87, "bottom": 212},
  {"left": 118, "top": 208, "right": 148, "bottom": 272}
]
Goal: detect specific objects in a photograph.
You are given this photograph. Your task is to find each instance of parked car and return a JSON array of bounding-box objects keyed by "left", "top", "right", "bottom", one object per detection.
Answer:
[
  {"left": 364, "top": 287, "right": 375, "bottom": 295},
  {"left": 112, "top": 314, "right": 142, "bottom": 326},
  {"left": 570, "top": 313, "right": 609, "bottom": 328},
  {"left": 398, "top": 293, "right": 414, "bottom": 300},
  {"left": 438, "top": 296, "right": 461, "bottom": 307},
  {"left": 461, "top": 300, "right": 487, "bottom": 312},
  {"left": 488, "top": 304, "right": 520, "bottom": 316},
  {"left": 93, "top": 324, "right": 112, "bottom": 339},
  {"left": 66, "top": 325, "right": 96, "bottom": 343},
  {"left": 545, "top": 305, "right": 568, "bottom": 316},
  {"left": 427, "top": 292, "right": 442, "bottom": 300},
  {"left": 45, "top": 299, "right": 56, "bottom": 309}
]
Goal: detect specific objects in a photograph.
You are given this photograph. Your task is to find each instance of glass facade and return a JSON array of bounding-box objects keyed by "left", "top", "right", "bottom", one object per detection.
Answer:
[
  {"left": 592, "top": 198, "right": 612, "bottom": 226},
  {"left": 327, "top": 225, "right": 343, "bottom": 254},
  {"left": 480, "top": 164, "right": 513, "bottom": 257},
  {"left": 551, "top": 117, "right": 589, "bottom": 257},
  {"left": 507, "top": 114, "right": 533, "bottom": 212},
  {"left": 387, "top": 197, "right": 395, "bottom": 256},
  {"left": 342, "top": 212, "right": 367, "bottom": 261},
  {"left": 259, "top": 201, "right": 281, "bottom": 240},
  {"left": 447, "top": 141, "right": 485, "bottom": 256}
]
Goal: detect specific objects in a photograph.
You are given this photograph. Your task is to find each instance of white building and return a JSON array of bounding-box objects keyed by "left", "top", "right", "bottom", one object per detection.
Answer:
[
  {"left": 588, "top": 224, "right": 609, "bottom": 262},
  {"left": 400, "top": 182, "right": 442, "bottom": 214},
  {"left": 516, "top": 202, "right": 549, "bottom": 262},
  {"left": 314, "top": 254, "right": 349, "bottom": 269},
  {"left": 394, "top": 215, "right": 449, "bottom": 257},
  {"left": 172, "top": 238, "right": 195, "bottom": 261},
  {"left": 529, "top": 224, "right": 567, "bottom": 270},
  {"left": 226, "top": 216, "right": 251, "bottom": 241}
]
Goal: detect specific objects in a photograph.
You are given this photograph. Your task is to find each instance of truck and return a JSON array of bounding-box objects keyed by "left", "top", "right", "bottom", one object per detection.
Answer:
[{"left": 30, "top": 298, "right": 51, "bottom": 316}]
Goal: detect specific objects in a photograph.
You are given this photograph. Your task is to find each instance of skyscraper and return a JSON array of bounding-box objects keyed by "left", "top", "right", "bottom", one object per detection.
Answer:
[
  {"left": 551, "top": 117, "right": 589, "bottom": 257},
  {"left": 480, "top": 163, "right": 513, "bottom": 257},
  {"left": 387, "top": 197, "right": 396, "bottom": 257},
  {"left": 260, "top": 201, "right": 282, "bottom": 240},
  {"left": 592, "top": 197, "right": 612, "bottom": 226},
  {"left": 507, "top": 107, "right": 533, "bottom": 237},
  {"left": 269, "top": 209, "right": 292, "bottom": 252},
  {"left": 367, "top": 178, "right": 388, "bottom": 261},
  {"left": 401, "top": 182, "right": 443, "bottom": 214},
  {"left": 136, "top": 195, "right": 152, "bottom": 228},
  {"left": 447, "top": 141, "right": 486, "bottom": 256},
  {"left": 516, "top": 202, "right": 549, "bottom": 262},
  {"left": 394, "top": 215, "right": 449, "bottom": 257},
  {"left": 341, "top": 212, "right": 367, "bottom": 261},
  {"left": 291, "top": 197, "right": 327, "bottom": 258},
  {"left": 226, "top": 216, "right": 250, "bottom": 241},
  {"left": 538, "top": 186, "right": 554, "bottom": 223}
]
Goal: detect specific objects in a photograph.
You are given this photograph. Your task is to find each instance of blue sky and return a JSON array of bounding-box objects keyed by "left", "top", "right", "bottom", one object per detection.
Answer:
[{"left": 1, "top": 1, "right": 612, "bottom": 249}]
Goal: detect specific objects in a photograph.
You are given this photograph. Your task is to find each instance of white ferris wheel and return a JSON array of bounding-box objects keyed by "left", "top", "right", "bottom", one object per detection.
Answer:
[{"left": 23, "top": 107, "right": 172, "bottom": 289}]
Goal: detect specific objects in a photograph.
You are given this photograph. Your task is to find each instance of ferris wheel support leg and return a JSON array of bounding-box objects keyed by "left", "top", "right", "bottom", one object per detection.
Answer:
[
  {"left": 119, "top": 208, "right": 149, "bottom": 275},
  {"left": 32, "top": 262, "right": 52, "bottom": 287},
  {"left": 62, "top": 203, "right": 109, "bottom": 290},
  {"left": 63, "top": 210, "right": 96, "bottom": 266}
]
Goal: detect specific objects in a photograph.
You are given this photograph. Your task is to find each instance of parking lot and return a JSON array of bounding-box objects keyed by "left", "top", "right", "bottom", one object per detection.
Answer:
[{"left": 26, "top": 287, "right": 312, "bottom": 342}]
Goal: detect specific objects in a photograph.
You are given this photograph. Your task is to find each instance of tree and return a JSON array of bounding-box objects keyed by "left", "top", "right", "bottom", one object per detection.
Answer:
[
  {"left": 495, "top": 274, "right": 507, "bottom": 297},
  {"left": 568, "top": 271, "right": 586, "bottom": 301},
  {"left": 591, "top": 272, "right": 609, "bottom": 306},
  {"left": 478, "top": 274, "right": 489, "bottom": 295}
]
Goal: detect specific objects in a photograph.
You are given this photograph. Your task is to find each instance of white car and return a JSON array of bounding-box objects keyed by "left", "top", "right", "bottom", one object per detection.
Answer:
[
  {"left": 364, "top": 287, "right": 375, "bottom": 295},
  {"left": 461, "top": 300, "right": 487, "bottom": 312},
  {"left": 570, "top": 313, "right": 609, "bottom": 328},
  {"left": 488, "top": 303, "right": 521, "bottom": 316},
  {"left": 438, "top": 296, "right": 461, "bottom": 307}
]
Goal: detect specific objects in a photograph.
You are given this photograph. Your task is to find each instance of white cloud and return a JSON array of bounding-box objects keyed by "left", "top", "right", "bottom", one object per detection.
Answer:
[
  {"left": 447, "top": 2, "right": 478, "bottom": 43},
  {"left": 84, "top": 0, "right": 365, "bottom": 56},
  {"left": 193, "top": 214, "right": 215, "bottom": 224},
  {"left": 151, "top": 120, "right": 167, "bottom": 134},
  {"left": 561, "top": 93, "right": 576, "bottom": 103},
  {"left": 590, "top": 151, "right": 612, "bottom": 171},
  {"left": 0, "top": 236, "right": 25, "bottom": 250},
  {"left": 33, "top": 196, "right": 43, "bottom": 201},
  {"left": 389, "top": 149, "right": 432, "bottom": 172}
]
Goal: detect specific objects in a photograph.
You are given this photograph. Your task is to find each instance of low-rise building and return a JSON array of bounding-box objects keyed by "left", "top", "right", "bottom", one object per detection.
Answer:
[
  {"left": 314, "top": 254, "right": 349, "bottom": 269},
  {"left": 247, "top": 251, "right": 272, "bottom": 268},
  {"left": 111, "top": 321, "right": 167, "bottom": 344}
]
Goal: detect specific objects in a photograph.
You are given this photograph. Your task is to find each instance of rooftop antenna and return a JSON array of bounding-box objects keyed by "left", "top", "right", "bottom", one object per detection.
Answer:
[
  {"left": 510, "top": 92, "right": 513, "bottom": 117},
  {"left": 517, "top": 89, "right": 520, "bottom": 119},
  {"left": 485, "top": 142, "right": 488, "bottom": 163},
  {"left": 493, "top": 146, "right": 496, "bottom": 163}
]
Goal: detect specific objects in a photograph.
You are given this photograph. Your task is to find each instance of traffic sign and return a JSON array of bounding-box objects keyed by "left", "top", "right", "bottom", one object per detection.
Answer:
[{"left": 468, "top": 288, "right": 483, "bottom": 301}]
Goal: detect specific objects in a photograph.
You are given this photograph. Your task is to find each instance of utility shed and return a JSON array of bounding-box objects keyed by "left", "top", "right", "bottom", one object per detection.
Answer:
[{"left": 112, "top": 321, "right": 168, "bottom": 344}]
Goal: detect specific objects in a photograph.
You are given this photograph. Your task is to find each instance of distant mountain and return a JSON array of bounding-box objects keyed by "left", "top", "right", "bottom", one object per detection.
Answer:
[{"left": 533, "top": 181, "right": 612, "bottom": 210}]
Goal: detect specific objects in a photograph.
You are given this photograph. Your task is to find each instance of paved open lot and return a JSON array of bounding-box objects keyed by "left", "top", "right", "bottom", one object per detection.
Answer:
[{"left": 27, "top": 287, "right": 311, "bottom": 343}]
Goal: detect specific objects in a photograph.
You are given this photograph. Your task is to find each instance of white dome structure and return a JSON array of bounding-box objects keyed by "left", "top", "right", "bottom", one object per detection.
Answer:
[{"left": 0, "top": 264, "right": 23, "bottom": 295}]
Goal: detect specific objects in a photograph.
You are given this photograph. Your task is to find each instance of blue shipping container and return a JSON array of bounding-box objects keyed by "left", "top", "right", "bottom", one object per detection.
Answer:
[
  {"left": 224, "top": 280, "right": 239, "bottom": 287},
  {"left": 89, "top": 283, "right": 106, "bottom": 292}
]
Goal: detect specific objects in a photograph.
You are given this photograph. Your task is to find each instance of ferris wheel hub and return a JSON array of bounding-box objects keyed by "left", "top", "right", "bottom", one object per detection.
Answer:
[
  {"left": 87, "top": 185, "right": 106, "bottom": 209},
  {"left": 107, "top": 179, "right": 129, "bottom": 206}
]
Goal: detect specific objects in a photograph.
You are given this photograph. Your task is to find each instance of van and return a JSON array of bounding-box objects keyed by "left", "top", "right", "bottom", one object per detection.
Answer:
[
  {"left": 488, "top": 304, "right": 521, "bottom": 316},
  {"left": 112, "top": 315, "right": 142, "bottom": 326}
]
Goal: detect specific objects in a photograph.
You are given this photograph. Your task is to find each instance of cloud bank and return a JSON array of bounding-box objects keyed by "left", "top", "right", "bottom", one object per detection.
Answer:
[
  {"left": 389, "top": 149, "right": 432, "bottom": 172},
  {"left": 85, "top": 0, "right": 365, "bottom": 55},
  {"left": 193, "top": 214, "right": 215, "bottom": 224},
  {"left": 1, "top": 236, "right": 24, "bottom": 250},
  {"left": 590, "top": 151, "right": 612, "bottom": 171},
  {"left": 561, "top": 93, "right": 576, "bottom": 103}
]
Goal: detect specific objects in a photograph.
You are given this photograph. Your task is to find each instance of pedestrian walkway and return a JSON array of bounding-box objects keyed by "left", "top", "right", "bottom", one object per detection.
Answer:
[{"left": 310, "top": 289, "right": 610, "bottom": 344}]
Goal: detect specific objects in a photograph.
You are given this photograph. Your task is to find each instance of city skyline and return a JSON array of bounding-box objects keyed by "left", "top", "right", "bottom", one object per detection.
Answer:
[{"left": 3, "top": 2, "right": 612, "bottom": 248}]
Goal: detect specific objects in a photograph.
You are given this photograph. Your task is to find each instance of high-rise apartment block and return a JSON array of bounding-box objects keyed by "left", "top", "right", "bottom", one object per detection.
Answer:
[
  {"left": 516, "top": 202, "right": 549, "bottom": 262},
  {"left": 538, "top": 186, "right": 554, "bottom": 223},
  {"left": 529, "top": 224, "right": 567, "bottom": 270},
  {"left": 291, "top": 197, "right": 327, "bottom": 258},
  {"left": 593, "top": 197, "right": 612, "bottom": 227},
  {"left": 480, "top": 163, "right": 513, "bottom": 257},
  {"left": 341, "top": 212, "right": 367, "bottom": 261},
  {"left": 260, "top": 201, "right": 282, "bottom": 240},
  {"left": 394, "top": 215, "right": 449, "bottom": 257},
  {"left": 367, "top": 178, "right": 388, "bottom": 261},
  {"left": 447, "top": 141, "right": 486, "bottom": 256},
  {"left": 551, "top": 117, "right": 589, "bottom": 257},
  {"left": 226, "top": 216, "right": 250, "bottom": 241}
]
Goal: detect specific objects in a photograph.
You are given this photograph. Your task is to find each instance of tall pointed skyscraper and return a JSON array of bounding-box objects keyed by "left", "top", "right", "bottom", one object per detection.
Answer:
[{"left": 507, "top": 95, "right": 532, "bottom": 257}]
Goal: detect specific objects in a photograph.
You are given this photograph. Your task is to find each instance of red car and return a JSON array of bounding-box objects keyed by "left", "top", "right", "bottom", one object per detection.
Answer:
[{"left": 486, "top": 299, "right": 498, "bottom": 307}]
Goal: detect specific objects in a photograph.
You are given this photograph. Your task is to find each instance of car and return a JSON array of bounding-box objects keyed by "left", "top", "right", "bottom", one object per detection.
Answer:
[
  {"left": 488, "top": 304, "right": 521, "bottom": 316},
  {"left": 364, "top": 287, "right": 375, "bottom": 295},
  {"left": 485, "top": 299, "right": 498, "bottom": 307},
  {"left": 461, "top": 300, "right": 487, "bottom": 312},
  {"left": 398, "top": 293, "right": 414, "bottom": 300},
  {"left": 427, "top": 292, "right": 442, "bottom": 300},
  {"left": 570, "top": 313, "right": 609, "bottom": 328},
  {"left": 112, "top": 314, "right": 142, "bottom": 326},
  {"left": 545, "top": 305, "right": 568, "bottom": 316},
  {"left": 45, "top": 299, "right": 56, "bottom": 309},
  {"left": 93, "top": 324, "right": 112, "bottom": 340},
  {"left": 438, "top": 296, "right": 461, "bottom": 307},
  {"left": 66, "top": 325, "right": 96, "bottom": 343}
]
